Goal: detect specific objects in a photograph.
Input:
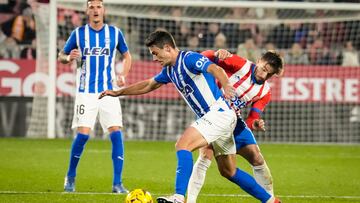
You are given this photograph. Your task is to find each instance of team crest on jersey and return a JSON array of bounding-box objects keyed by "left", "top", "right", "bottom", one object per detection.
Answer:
[
  {"left": 234, "top": 75, "right": 241, "bottom": 80},
  {"left": 83, "top": 47, "right": 110, "bottom": 56}
]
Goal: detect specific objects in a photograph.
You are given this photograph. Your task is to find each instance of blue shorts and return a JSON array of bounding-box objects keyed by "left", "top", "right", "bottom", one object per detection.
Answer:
[{"left": 233, "top": 118, "right": 257, "bottom": 150}]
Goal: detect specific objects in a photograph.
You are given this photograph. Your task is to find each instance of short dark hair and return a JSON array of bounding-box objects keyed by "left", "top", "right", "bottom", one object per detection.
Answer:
[
  {"left": 87, "top": 0, "right": 103, "bottom": 4},
  {"left": 261, "top": 51, "right": 284, "bottom": 76},
  {"left": 145, "top": 29, "right": 177, "bottom": 49}
]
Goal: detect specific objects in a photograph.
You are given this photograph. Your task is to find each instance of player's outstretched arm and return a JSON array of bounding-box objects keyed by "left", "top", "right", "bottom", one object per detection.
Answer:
[
  {"left": 207, "top": 64, "right": 235, "bottom": 99},
  {"left": 99, "top": 78, "right": 162, "bottom": 99}
]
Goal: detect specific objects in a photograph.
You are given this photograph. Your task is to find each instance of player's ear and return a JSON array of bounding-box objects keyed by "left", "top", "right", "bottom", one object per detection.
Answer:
[
  {"left": 164, "top": 44, "right": 171, "bottom": 52},
  {"left": 275, "top": 68, "right": 284, "bottom": 77}
]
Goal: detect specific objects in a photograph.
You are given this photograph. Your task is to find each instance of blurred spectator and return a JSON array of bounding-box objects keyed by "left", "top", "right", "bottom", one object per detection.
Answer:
[
  {"left": 175, "top": 22, "right": 191, "bottom": 47},
  {"left": 214, "top": 32, "right": 227, "bottom": 49},
  {"left": 309, "top": 38, "right": 324, "bottom": 64},
  {"left": 320, "top": 22, "right": 345, "bottom": 49},
  {"left": 71, "top": 11, "right": 83, "bottom": 27},
  {"left": 309, "top": 38, "right": 338, "bottom": 65},
  {"left": 190, "top": 22, "right": 205, "bottom": 40},
  {"left": 0, "top": 0, "right": 26, "bottom": 15},
  {"left": 237, "top": 38, "right": 261, "bottom": 62},
  {"left": 20, "top": 38, "right": 36, "bottom": 59},
  {"left": 0, "top": 29, "right": 6, "bottom": 43},
  {"left": 222, "top": 23, "right": 253, "bottom": 49},
  {"left": 285, "top": 43, "right": 309, "bottom": 65},
  {"left": 187, "top": 36, "right": 200, "bottom": 51},
  {"left": 344, "top": 21, "right": 360, "bottom": 50},
  {"left": 292, "top": 23, "right": 308, "bottom": 48},
  {"left": 267, "top": 23, "right": 294, "bottom": 49},
  {"left": 263, "top": 41, "right": 276, "bottom": 52},
  {"left": 200, "top": 22, "right": 220, "bottom": 48},
  {"left": 341, "top": 41, "right": 359, "bottom": 67},
  {"left": 1, "top": 6, "right": 36, "bottom": 45},
  {"left": 0, "top": 36, "right": 20, "bottom": 58},
  {"left": 57, "top": 9, "right": 76, "bottom": 39},
  {"left": 253, "top": 30, "right": 265, "bottom": 49}
]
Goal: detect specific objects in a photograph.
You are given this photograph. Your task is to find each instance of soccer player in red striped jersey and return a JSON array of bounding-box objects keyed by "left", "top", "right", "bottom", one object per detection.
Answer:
[{"left": 187, "top": 49, "right": 284, "bottom": 203}]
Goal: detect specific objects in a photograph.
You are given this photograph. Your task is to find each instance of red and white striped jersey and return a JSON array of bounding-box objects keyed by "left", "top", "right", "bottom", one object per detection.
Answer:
[{"left": 202, "top": 50, "right": 271, "bottom": 129}]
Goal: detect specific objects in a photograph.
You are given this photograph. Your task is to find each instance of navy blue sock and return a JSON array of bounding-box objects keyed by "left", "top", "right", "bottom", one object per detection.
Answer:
[
  {"left": 228, "top": 168, "right": 271, "bottom": 203},
  {"left": 110, "top": 131, "right": 124, "bottom": 185},
  {"left": 67, "top": 133, "right": 89, "bottom": 177},
  {"left": 175, "top": 150, "right": 193, "bottom": 196}
]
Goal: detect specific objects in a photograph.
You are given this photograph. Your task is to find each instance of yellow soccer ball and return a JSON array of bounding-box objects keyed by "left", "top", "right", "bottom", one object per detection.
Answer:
[{"left": 125, "top": 189, "right": 153, "bottom": 203}]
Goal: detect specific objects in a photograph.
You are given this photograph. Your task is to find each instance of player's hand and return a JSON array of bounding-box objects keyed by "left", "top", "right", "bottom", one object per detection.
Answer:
[
  {"left": 99, "top": 90, "right": 120, "bottom": 99},
  {"left": 117, "top": 75, "right": 126, "bottom": 87},
  {"left": 68, "top": 49, "right": 81, "bottom": 61},
  {"left": 223, "top": 83, "right": 235, "bottom": 100},
  {"left": 253, "top": 119, "right": 266, "bottom": 131},
  {"left": 215, "top": 49, "right": 232, "bottom": 60}
]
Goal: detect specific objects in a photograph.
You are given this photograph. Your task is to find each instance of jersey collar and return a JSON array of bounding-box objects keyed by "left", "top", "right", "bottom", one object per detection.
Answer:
[
  {"left": 88, "top": 23, "right": 106, "bottom": 32},
  {"left": 251, "top": 63, "right": 264, "bottom": 85}
]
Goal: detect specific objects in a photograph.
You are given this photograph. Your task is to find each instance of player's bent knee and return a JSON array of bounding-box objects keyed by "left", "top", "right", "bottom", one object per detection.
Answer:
[
  {"left": 108, "top": 126, "right": 121, "bottom": 133},
  {"left": 201, "top": 153, "right": 213, "bottom": 160},
  {"left": 217, "top": 163, "right": 236, "bottom": 178},
  {"left": 251, "top": 153, "right": 265, "bottom": 166},
  {"left": 175, "top": 140, "right": 188, "bottom": 151},
  {"left": 77, "top": 127, "right": 91, "bottom": 135},
  {"left": 200, "top": 148, "right": 214, "bottom": 160},
  {"left": 218, "top": 167, "right": 236, "bottom": 179}
]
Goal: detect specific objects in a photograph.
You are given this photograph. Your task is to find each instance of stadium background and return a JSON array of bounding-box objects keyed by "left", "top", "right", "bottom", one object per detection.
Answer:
[{"left": 0, "top": 0, "right": 359, "bottom": 143}]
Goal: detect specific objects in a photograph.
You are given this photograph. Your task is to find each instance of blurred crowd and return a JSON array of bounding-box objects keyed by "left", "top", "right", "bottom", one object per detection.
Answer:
[
  {"left": 0, "top": 0, "right": 36, "bottom": 59},
  {"left": 1, "top": 0, "right": 359, "bottom": 67}
]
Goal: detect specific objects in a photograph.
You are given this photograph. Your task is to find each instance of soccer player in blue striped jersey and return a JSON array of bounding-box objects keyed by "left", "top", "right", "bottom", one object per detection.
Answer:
[
  {"left": 58, "top": 0, "right": 131, "bottom": 194},
  {"left": 100, "top": 30, "right": 277, "bottom": 203}
]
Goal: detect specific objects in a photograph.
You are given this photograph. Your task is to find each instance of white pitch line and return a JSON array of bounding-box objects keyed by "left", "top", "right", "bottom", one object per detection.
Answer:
[
  {"left": 1, "top": 191, "right": 360, "bottom": 200},
  {"left": 3, "top": 147, "right": 360, "bottom": 159}
]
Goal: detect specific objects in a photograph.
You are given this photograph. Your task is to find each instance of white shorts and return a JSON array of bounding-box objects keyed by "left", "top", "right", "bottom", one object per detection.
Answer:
[
  {"left": 72, "top": 92, "right": 123, "bottom": 131},
  {"left": 191, "top": 101, "right": 237, "bottom": 157}
]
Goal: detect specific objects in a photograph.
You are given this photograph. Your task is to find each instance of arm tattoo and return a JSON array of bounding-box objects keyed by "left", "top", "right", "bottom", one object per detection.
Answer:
[{"left": 58, "top": 51, "right": 70, "bottom": 64}]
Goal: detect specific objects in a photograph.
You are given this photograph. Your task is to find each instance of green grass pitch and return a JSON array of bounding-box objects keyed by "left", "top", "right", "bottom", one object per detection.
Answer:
[{"left": 0, "top": 138, "right": 359, "bottom": 203}]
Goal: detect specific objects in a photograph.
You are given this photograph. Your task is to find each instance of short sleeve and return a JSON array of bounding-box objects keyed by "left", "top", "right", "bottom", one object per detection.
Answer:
[
  {"left": 184, "top": 52, "right": 214, "bottom": 74},
  {"left": 154, "top": 67, "right": 171, "bottom": 84},
  {"left": 117, "top": 28, "right": 129, "bottom": 54},
  {"left": 251, "top": 91, "right": 271, "bottom": 112},
  {"left": 63, "top": 30, "right": 77, "bottom": 54}
]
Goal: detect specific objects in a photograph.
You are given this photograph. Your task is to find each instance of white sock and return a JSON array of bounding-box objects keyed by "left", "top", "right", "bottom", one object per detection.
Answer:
[
  {"left": 186, "top": 156, "right": 211, "bottom": 203},
  {"left": 252, "top": 162, "right": 274, "bottom": 195},
  {"left": 174, "top": 194, "right": 185, "bottom": 202}
]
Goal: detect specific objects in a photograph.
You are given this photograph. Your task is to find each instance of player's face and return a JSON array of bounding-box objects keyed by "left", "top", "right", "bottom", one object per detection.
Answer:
[
  {"left": 87, "top": 1, "right": 105, "bottom": 24},
  {"left": 254, "top": 60, "right": 276, "bottom": 83},
  {"left": 148, "top": 45, "right": 173, "bottom": 66}
]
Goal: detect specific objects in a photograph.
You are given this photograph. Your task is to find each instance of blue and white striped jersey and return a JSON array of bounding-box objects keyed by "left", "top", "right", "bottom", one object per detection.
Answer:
[
  {"left": 154, "top": 51, "right": 229, "bottom": 118},
  {"left": 63, "top": 24, "right": 128, "bottom": 93}
]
